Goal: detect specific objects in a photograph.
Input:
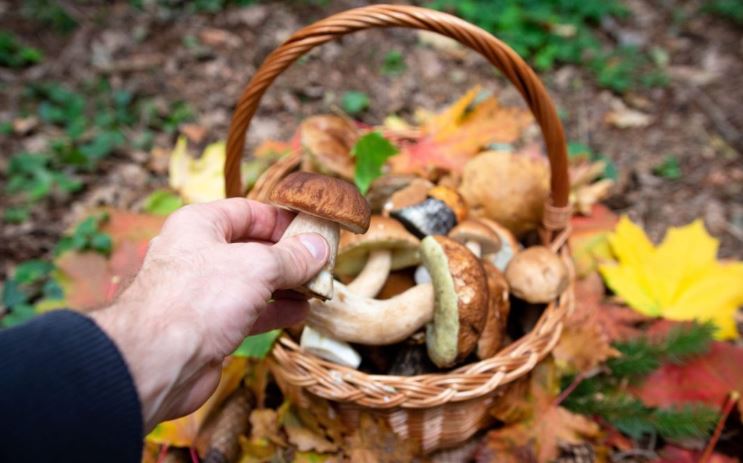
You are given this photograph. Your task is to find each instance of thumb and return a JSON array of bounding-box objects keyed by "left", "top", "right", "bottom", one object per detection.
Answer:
[{"left": 265, "top": 233, "right": 329, "bottom": 290}]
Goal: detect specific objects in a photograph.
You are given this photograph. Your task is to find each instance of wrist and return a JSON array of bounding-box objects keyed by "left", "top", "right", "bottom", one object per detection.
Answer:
[{"left": 90, "top": 297, "right": 201, "bottom": 430}]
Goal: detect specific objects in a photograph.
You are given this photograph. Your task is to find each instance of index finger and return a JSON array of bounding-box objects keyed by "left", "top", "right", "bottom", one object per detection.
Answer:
[{"left": 164, "top": 198, "right": 295, "bottom": 243}]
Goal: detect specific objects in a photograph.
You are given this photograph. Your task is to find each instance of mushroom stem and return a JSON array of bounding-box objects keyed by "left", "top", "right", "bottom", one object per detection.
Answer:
[
  {"left": 308, "top": 281, "right": 434, "bottom": 345},
  {"left": 346, "top": 249, "right": 392, "bottom": 298},
  {"left": 465, "top": 240, "right": 482, "bottom": 257},
  {"left": 281, "top": 212, "right": 340, "bottom": 299},
  {"left": 300, "top": 326, "right": 361, "bottom": 368}
]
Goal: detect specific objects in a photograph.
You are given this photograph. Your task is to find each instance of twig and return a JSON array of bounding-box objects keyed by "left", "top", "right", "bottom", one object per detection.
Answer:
[
  {"left": 699, "top": 391, "right": 740, "bottom": 463},
  {"left": 553, "top": 370, "right": 589, "bottom": 407},
  {"left": 689, "top": 87, "right": 743, "bottom": 154}
]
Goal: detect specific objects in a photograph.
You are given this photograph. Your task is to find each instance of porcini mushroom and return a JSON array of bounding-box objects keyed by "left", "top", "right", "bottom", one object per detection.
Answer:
[
  {"left": 300, "top": 115, "right": 358, "bottom": 180},
  {"left": 300, "top": 325, "right": 362, "bottom": 368},
  {"left": 421, "top": 235, "right": 489, "bottom": 368},
  {"left": 381, "top": 178, "right": 434, "bottom": 216},
  {"left": 448, "top": 219, "right": 502, "bottom": 258},
  {"left": 270, "top": 172, "right": 371, "bottom": 300},
  {"left": 477, "top": 260, "right": 510, "bottom": 359},
  {"left": 306, "top": 281, "right": 434, "bottom": 345},
  {"left": 334, "top": 216, "right": 420, "bottom": 298},
  {"left": 479, "top": 218, "right": 521, "bottom": 271},
  {"left": 505, "top": 246, "right": 568, "bottom": 303},
  {"left": 390, "top": 185, "right": 467, "bottom": 238},
  {"left": 460, "top": 151, "right": 549, "bottom": 236}
]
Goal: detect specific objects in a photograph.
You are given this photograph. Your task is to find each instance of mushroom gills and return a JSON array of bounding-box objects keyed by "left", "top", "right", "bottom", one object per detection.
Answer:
[
  {"left": 300, "top": 326, "right": 361, "bottom": 368},
  {"left": 280, "top": 212, "right": 340, "bottom": 300},
  {"left": 390, "top": 197, "right": 457, "bottom": 238},
  {"left": 346, "top": 249, "right": 392, "bottom": 298},
  {"left": 307, "top": 281, "right": 434, "bottom": 345},
  {"left": 421, "top": 238, "right": 460, "bottom": 367}
]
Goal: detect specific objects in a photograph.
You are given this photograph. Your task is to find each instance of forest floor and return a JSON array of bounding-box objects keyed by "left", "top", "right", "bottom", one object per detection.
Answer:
[{"left": 1, "top": 0, "right": 742, "bottom": 277}]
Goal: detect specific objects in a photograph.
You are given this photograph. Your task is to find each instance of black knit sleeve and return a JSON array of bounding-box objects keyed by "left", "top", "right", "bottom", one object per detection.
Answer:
[{"left": 0, "top": 310, "right": 143, "bottom": 463}]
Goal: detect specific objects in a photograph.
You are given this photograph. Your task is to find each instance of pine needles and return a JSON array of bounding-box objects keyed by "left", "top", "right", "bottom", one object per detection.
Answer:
[{"left": 563, "top": 321, "right": 719, "bottom": 442}]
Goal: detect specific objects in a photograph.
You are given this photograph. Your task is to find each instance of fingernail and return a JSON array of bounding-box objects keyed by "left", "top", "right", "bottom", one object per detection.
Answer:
[{"left": 298, "top": 234, "right": 328, "bottom": 261}]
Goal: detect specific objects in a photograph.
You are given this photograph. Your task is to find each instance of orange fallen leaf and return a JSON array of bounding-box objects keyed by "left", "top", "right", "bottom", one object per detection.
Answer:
[
  {"left": 55, "top": 210, "right": 165, "bottom": 310},
  {"left": 388, "top": 86, "right": 533, "bottom": 177},
  {"left": 476, "top": 362, "right": 600, "bottom": 463},
  {"left": 344, "top": 413, "right": 417, "bottom": 463}
]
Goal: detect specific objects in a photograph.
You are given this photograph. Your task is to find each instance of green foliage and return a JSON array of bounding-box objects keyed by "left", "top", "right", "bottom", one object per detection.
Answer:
[
  {"left": 5, "top": 152, "right": 82, "bottom": 203},
  {"left": 341, "top": 91, "right": 370, "bottom": 115},
  {"left": 233, "top": 329, "right": 281, "bottom": 358},
  {"left": 653, "top": 155, "right": 682, "bottom": 180},
  {"left": 567, "top": 141, "right": 618, "bottom": 181},
  {"left": 566, "top": 392, "right": 718, "bottom": 441},
  {"left": 143, "top": 190, "right": 184, "bottom": 215},
  {"left": 3, "top": 206, "right": 31, "bottom": 224},
  {"left": 351, "top": 131, "right": 399, "bottom": 194},
  {"left": 131, "top": 0, "right": 257, "bottom": 14},
  {"left": 21, "top": 0, "right": 78, "bottom": 32},
  {"left": 1, "top": 260, "right": 61, "bottom": 328},
  {"left": 0, "top": 31, "right": 43, "bottom": 68},
  {"left": 704, "top": 0, "right": 743, "bottom": 23},
  {"left": 4, "top": 80, "right": 194, "bottom": 222},
  {"left": 381, "top": 50, "right": 406, "bottom": 76},
  {"left": 55, "top": 213, "right": 113, "bottom": 257},
  {"left": 608, "top": 322, "right": 714, "bottom": 378},
  {"left": 430, "top": 0, "right": 667, "bottom": 92},
  {"left": 563, "top": 322, "right": 718, "bottom": 441}
]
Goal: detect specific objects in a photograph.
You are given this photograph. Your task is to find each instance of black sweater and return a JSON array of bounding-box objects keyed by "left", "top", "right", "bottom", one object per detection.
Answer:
[{"left": 0, "top": 310, "right": 143, "bottom": 463}]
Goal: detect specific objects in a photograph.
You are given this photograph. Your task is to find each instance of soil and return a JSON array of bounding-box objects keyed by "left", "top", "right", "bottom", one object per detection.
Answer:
[{"left": 1, "top": 0, "right": 742, "bottom": 277}]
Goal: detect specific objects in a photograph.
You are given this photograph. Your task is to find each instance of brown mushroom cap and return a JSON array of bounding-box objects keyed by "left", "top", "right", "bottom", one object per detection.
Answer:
[
  {"left": 448, "top": 219, "right": 502, "bottom": 255},
  {"left": 505, "top": 246, "right": 568, "bottom": 303},
  {"left": 421, "top": 235, "right": 488, "bottom": 368},
  {"left": 270, "top": 172, "right": 371, "bottom": 233},
  {"left": 460, "top": 151, "right": 549, "bottom": 236},
  {"left": 477, "top": 260, "right": 510, "bottom": 359},
  {"left": 300, "top": 115, "right": 358, "bottom": 180},
  {"left": 335, "top": 215, "right": 420, "bottom": 275}
]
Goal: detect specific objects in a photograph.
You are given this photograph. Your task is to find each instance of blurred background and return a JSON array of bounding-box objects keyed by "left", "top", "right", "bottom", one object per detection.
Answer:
[{"left": 1, "top": 0, "right": 741, "bottom": 277}]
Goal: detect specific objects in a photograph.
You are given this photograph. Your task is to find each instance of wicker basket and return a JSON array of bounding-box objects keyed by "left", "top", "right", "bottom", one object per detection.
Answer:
[{"left": 223, "top": 4, "right": 574, "bottom": 454}]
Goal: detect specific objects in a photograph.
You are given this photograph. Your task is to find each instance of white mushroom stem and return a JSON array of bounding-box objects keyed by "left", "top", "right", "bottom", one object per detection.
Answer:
[
  {"left": 414, "top": 265, "right": 431, "bottom": 285},
  {"left": 464, "top": 240, "right": 482, "bottom": 257},
  {"left": 346, "top": 250, "right": 392, "bottom": 298},
  {"left": 300, "top": 326, "right": 362, "bottom": 368},
  {"left": 280, "top": 212, "right": 340, "bottom": 300},
  {"left": 307, "top": 281, "right": 434, "bottom": 345}
]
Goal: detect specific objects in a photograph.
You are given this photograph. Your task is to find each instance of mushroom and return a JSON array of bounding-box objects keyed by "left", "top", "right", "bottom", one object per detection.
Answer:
[
  {"left": 390, "top": 185, "right": 467, "bottom": 238},
  {"left": 504, "top": 246, "right": 568, "bottom": 303},
  {"left": 479, "top": 218, "right": 521, "bottom": 271},
  {"left": 420, "top": 235, "right": 489, "bottom": 368},
  {"left": 270, "top": 172, "right": 371, "bottom": 300},
  {"left": 299, "top": 115, "right": 358, "bottom": 180},
  {"left": 460, "top": 151, "right": 549, "bottom": 236},
  {"left": 306, "top": 281, "right": 434, "bottom": 345},
  {"left": 477, "top": 260, "right": 510, "bottom": 359},
  {"left": 448, "top": 219, "right": 502, "bottom": 258},
  {"left": 300, "top": 325, "right": 361, "bottom": 368},
  {"left": 366, "top": 174, "right": 419, "bottom": 213},
  {"left": 381, "top": 178, "right": 434, "bottom": 216},
  {"left": 334, "top": 216, "right": 420, "bottom": 298}
]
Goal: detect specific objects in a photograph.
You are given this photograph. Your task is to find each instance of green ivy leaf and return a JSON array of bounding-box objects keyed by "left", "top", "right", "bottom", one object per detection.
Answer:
[
  {"left": 653, "top": 155, "right": 682, "bottom": 180},
  {"left": 341, "top": 91, "right": 369, "bottom": 115},
  {"left": 232, "top": 329, "right": 281, "bottom": 358},
  {"left": 14, "top": 260, "right": 53, "bottom": 285},
  {"left": 350, "top": 131, "right": 399, "bottom": 194},
  {"left": 143, "top": 190, "right": 183, "bottom": 216}
]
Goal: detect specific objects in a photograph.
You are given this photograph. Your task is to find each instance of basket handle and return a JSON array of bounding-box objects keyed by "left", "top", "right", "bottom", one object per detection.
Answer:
[{"left": 224, "top": 4, "right": 571, "bottom": 217}]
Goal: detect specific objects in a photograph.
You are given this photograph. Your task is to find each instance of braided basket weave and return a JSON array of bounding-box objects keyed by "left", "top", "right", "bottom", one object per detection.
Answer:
[{"left": 223, "top": 4, "right": 574, "bottom": 453}]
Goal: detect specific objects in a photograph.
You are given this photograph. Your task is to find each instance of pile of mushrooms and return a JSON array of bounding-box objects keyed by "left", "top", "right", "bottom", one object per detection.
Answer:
[{"left": 266, "top": 122, "right": 568, "bottom": 372}]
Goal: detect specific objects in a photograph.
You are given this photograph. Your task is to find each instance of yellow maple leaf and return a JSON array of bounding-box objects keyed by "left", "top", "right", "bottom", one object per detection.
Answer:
[
  {"left": 169, "top": 137, "right": 229, "bottom": 203},
  {"left": 599, "top": 217, "right": 743, "bottom": 339}
]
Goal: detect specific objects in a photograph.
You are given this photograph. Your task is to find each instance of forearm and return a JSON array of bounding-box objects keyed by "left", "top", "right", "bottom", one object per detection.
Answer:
[{"left": 0, "top": 310, "right": 143, "bottom": 463}]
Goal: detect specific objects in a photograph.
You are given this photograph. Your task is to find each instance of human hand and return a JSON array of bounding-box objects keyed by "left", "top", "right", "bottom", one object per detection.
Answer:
[{"left": 91, "top": 198, "right": 328, "bottom": 431}]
